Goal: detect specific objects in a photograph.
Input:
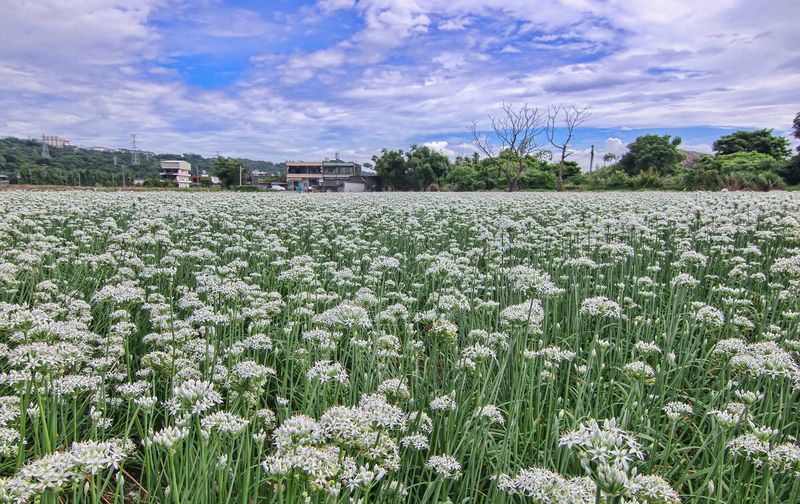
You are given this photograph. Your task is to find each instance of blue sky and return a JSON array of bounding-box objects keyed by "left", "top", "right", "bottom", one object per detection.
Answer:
[{"left": 0, "top": 0, "right": 798, "bottom": 168}]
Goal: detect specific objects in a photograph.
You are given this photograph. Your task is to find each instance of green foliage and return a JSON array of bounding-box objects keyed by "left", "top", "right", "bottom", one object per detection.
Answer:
[
  {"left": 632, "top": 168, "right": 664, "bottom": 189},
  {"left": 716, "top": 151, "right": 784, "bottom": 172},
  {"left": 519, "top": 168, "right": 557, "bottom": 190},
  {"left": 214, "top": 157, "right": 247, "bottom": 188},
  {"left": 619, "top": 135, "right": 685, "bottom": 176},
  {"left": 544, "top": 160, "right": 582, "bottom": 181},
  {"left": 406, "top": 144, "right": 451, "bottom": 190},
  {"left": 373, "top": 148, "right": 412, "bottom": 191},
  {"left": 585, "top": 164, "right": 632, "bottom": 190},
  {"left": 444, "top": 164, "right": 483, "bottom": 191},
  {"left": 373, "top": 145, "right": 452, "bottom": 191},
  {"left": 712, "top": 129, "right": 791, "bottom": 160},
  {"left": 781, "top": 156, "right": 800, "bottom": 186},
  {"left": 684, "top": 153, "right": 785, "bottom": 191},
  {"left": 0, "top": 136, "right": 283, "bottom": 187},
  {"left": 793, "top": 112, "right": 800, "bottom": 149}
]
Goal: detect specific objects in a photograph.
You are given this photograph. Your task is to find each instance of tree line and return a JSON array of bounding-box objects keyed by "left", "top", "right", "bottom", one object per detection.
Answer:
[
  {"left": 0, "top": 137, "right": 284, "bottom": 187},
  {"left": 372, "top": 105, "right": 800, "bottom": 192}
]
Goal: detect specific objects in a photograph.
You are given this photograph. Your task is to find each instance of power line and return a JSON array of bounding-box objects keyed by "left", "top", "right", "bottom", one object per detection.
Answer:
[
  {"left": 130, "top": 134, "right": 140, "bottom": 166},
  {"left": 40, "top": 135, "right": 50, "bottom": 159}
]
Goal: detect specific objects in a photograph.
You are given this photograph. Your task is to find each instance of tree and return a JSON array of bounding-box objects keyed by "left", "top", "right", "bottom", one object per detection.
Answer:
[
  {"left": 619, "top": 135, "right": 685, "bottom": 176},
  {"left": 545, "top": 160, "right": 581, "bottom": 180},
  {"left": 545, "top": 105, "right": 590, "bottom": 191},
  {"left": 405, "top": 144, "right": 451, "bottom": 190},
  {"left": 444, "top": 164, "right": 482, "bottom": 191},
  {"left": 469, "top": 102, "right": 545, "bottom": 192},
  {"left": 685, "top": 153, "right": 785, "bottom": 191},
  {"left": 712, "top": 129, "right": 791, "bottom": 160},
  {"left": 793, "top": 113, "right": 800, "bottom": 152},
  {"left": 782, "top": 113, "right": 800, "bottom": 185},
  {"left": 214, "top": 157, "right": 245, "bottom": 188},
  {"left": 373, "top": 149, "right": 411, "bottom": 191},
  {"left": 603, "top": 152, "right": 617, "bottom": 166}
]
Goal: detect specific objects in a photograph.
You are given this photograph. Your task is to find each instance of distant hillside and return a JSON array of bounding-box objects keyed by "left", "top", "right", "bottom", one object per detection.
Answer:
[
  {"left": 680, "top": 149, "right": 706, "bottom": 167},
  {"left": 0, "top": 137, "right": 285, "bottom": 186}
]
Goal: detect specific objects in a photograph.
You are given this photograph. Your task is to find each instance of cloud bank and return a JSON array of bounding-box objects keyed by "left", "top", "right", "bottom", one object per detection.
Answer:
[{"left": 0, "top": 0, "right": 797, "bottom": 167}]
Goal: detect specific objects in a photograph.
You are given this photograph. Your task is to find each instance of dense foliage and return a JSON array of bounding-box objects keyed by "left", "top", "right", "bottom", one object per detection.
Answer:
[
  {"left": 0, "top": 137, "right": 283, "bottom": 186},
  {"left": 373, "top": 145, "right": 451, "bottom": 191},
  {"left": 371, "top": 123, "right": 798, "bottom": 191},
  {"left": 619, "top": 135, "right": 685, "bottom": 177},
  {"left": 214, "top": 157, "right": 249, "bottom": 189},
  {"left": 712, "top": 129, "right": 792, "bottom": 160}
]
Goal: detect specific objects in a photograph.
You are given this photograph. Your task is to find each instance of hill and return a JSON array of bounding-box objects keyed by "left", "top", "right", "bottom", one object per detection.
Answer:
[{"left": 0, "top": 137, "right": 285, "bottom": 186}]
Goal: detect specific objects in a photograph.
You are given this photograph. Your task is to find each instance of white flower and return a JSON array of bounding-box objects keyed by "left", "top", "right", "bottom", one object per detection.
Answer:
[
  {"left": 172, "top": 379, "right": 223, "bottom": 415},
  {"left": 306, "top": 360, "right": 350, "bottom": 386},
  {"left": 426, "top": 454, "right": 462, "bottom": 479},
  {"left": 500, "top": 299, "right": 545, "bottom": 331},
  {"left": 579, "top": 297, "right": 623, "bottom": 319},
  {"left": 474, "top": 405, "right": 505, "bottom": 426}
]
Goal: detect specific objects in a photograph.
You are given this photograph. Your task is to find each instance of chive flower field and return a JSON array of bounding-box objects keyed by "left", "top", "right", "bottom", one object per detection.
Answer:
[{"left": 1, "top": 191, "right": 799, "bottom": 503}]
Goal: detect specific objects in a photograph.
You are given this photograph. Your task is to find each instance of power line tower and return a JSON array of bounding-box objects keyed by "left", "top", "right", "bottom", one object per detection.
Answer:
[
  {"left": 40, "top": 135, "right": 50, "bottom": 159},
  {"left": 130, "top": 134, "right": 140, "bottom": 166}
]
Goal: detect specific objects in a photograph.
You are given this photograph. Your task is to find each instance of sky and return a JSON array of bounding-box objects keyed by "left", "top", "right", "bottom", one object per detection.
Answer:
[{"left": 0, "top": 0, "right": 798, "bottom": 169}]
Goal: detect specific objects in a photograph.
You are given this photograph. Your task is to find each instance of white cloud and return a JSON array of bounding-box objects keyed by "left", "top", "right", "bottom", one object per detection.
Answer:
[
  {"left": 422, "top": 141, "right": 456, "bottom": 158},
  {"left": 1, "top": 0, "right": 798, "bottom": 165},
  {"left": 317, "top": 0, "right": 357, "bottom": 13},
  {"left": 681, "top": 143, "right": 713, "bottom": 154},
  {"left": 438, "top": 16, "right": 471, "bottom": 30},
  {"left": 560, "top": 137, "right": 629, "bottom": 172},
  {"left": 604, "top": 137, "right": 627, "bottom": 157}
]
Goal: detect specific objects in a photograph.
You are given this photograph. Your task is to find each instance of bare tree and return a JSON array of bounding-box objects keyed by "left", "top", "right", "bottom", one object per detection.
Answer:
[
  {"left": 469, "top": 102, "right": 545, "bottom": 192},
  {"left": 545, "top": 105, "right": 591, "bottom": 191}
]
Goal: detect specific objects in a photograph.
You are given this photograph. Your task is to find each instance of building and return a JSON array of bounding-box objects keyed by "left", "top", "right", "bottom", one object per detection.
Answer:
[
  {"left": 160, "top": 160, "right": 192, "bottom": 188},
  {"left": 250, "top": 170, "right": 278, "bottom": 188},
  {"left": 286, "top": 154, "right": 372, "bottom": 192},
  {"left": 191, "top": 173, "right": 221, "bottom": 186},
  {"left": 0, "top": 174, "right": 9, "bottom": 186},
  {"left": 40, "top": 136, "right": 71, "bottom": 148}
]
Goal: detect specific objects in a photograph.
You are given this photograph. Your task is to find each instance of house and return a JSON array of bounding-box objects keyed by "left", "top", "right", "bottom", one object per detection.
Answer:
[
  {"left": 191, "top": 171, "right": 220, "bottom": 186},
  {"left": 286, "top": 154, "right": 374, "bottom": 192},
  {"left": 250, "top": 170, "right": 277, "bottom": 188},
  {"left": 0, "top": 174, "right": 9, "bottom": 186},
  {"left": 160, "top": 160, "right": 192, "bottom": 188}
]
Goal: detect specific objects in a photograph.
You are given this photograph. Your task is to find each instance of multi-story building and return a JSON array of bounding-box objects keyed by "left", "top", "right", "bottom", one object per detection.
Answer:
[
  {"left": 40, "top": 136, "right": 71, "bottom": 148},
  {"left": 285, "top": 154, "right": 366, "bottom": 192},
  {"left": 160, "top": 160, "right": 192, "bottom": 188}
]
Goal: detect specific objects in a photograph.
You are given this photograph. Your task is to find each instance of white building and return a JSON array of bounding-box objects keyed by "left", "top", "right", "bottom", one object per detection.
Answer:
[
  {"left": 160, "top": 160, "right": 192, "bottom": 188},
  {"left": 286, "top": 154, "right": 369, "bottom": 192},
  {"left": 41, "top": 136, "right": 71, "bottom": 148}
]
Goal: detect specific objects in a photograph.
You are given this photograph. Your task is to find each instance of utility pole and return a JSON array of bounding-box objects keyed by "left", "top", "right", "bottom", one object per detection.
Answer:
[
  {"left": 39, "top": 135, "right": 50, "bottom": 185},
  {"left": 239, "top": 164, "right": 243, "bottom": 186},
  {"left": 130, "top": 134, "right": 140, "bottom": 166},
  {"left": 40, "top": 135, "right": 50, "bottom": 159},
  {"left": 589, "top": 145, "right": 595, "bottom": 174}
]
